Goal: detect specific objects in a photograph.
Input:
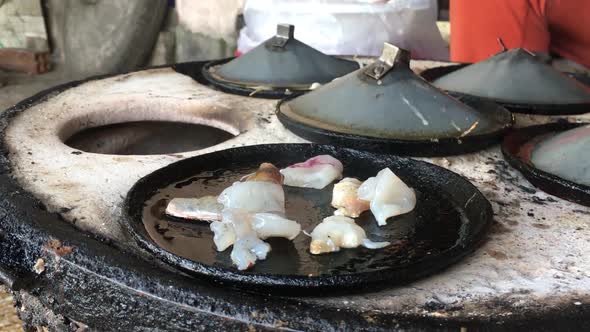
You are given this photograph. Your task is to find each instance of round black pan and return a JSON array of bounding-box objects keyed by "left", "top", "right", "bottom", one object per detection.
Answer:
[
  {"left": 122, "top": 144, "right": 493, "bottom": 293},
  {"left": 421, "top": 64, "right": 590, "bottom": 115},
  {"left": 277, "top": 96, "right": 513, "bottom": 157},
  {"left": 200, "top": 58, "right": 307, "bottom": 99},
  {"left": 501, "top": 122, "right": 590, "bottom": 206}
]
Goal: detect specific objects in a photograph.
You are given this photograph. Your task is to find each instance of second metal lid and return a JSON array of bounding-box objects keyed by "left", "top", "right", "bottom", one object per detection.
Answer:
[{"left": 206, "top": 24, "right": 359, "bottom": 90}]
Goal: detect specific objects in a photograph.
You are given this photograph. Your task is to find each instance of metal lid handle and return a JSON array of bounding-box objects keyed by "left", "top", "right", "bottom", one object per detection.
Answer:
[
  {"left": 363, "top": 43, "right": 411, "bottom": 80},
  {"left": 272, "top": 24, "right": 295, "bottom": 48}
]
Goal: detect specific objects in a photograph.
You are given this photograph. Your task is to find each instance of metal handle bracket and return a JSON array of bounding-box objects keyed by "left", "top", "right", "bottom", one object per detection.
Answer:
[
  {"left": 363, "top": 43, "right": 410, "bottom": 80},
  {"left": 272, "top": 24, "right": 295, "bottom": 48}
]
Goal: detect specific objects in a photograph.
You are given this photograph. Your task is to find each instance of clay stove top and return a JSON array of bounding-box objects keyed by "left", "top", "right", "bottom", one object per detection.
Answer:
[{"left": 0, "top": 61, "right": 589, "bottom": 330}]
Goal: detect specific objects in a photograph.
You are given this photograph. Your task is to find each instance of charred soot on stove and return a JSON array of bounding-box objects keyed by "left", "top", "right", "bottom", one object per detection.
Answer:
[{"left": 64, "top": 121, "right": 235, "bottom": 155}]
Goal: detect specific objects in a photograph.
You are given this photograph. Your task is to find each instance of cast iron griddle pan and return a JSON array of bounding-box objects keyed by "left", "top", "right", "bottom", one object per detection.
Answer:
[
  {"left": 421, "top": 64, "right": 590, "bottom": 115},
  {"left": 502, "top": 122, "right": 590, "bottom": 206},
  {"left": 122, "top": 144, "right": 493, "bottom": 293}
]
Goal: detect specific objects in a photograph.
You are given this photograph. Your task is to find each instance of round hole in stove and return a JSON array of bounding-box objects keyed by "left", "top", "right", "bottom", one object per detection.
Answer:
[{"left": 63, "top": 121, "right": 236, "bottom": 155}]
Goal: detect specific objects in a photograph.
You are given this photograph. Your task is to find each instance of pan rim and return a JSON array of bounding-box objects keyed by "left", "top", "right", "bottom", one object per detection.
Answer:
[{"left": 501, "top": 122, "right": 590, "bottom": 206}]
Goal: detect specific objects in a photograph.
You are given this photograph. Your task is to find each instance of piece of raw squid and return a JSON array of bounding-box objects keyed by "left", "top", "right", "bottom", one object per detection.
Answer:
[
  {"left": 309, "top": 216, "right": 390, "bottom": 255},
  {"left": 211, "top": 209, "right": 301, "bottom": 270},
  {"left": 331, "top": 177, "right": 370, "bottom": 218},
  {"left": 221, "top": 209, "right": 271, "bottom": 270},
  {"left": 165, "top": 196, "right": 223, "bottom": 222},
  {"left": 166, "top": 163, "right": 286, "bottom": 222},
  {"left": 251, "top": 213, "right": 301, "bottom": 240},
  {"left": 212, "top": 163, "right": 302, "bottom": 270},
  {"left": 358, "top": 168, "right": 416, "bottom": 226},
  {"left": 280, "top": 155, "right": 343, "bottom": 189},
  {"left": 211, "top": 212, "right": 301, "bottom": 251},
  {"left": 218, "top": 163, "right": 285, "bottom": 214},
  {"left": 168, "top": 185, "right": 283, "bottom": 220}
]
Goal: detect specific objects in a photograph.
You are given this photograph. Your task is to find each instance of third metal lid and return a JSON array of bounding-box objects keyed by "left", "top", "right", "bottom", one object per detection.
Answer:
[{"left": 432, "top": 46, "right": 590, "bottom": 114}]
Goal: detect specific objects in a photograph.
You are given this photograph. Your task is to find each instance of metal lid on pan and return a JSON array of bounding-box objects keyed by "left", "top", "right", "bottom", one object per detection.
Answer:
[
  {"left": 421, "top": 63, "right": 590, "bottom": 89},
  {"left": 531, "top": 124, "right": 590, "bottom": 187},
  {"left": 432, "top": 45, "right": 590, "bottom": 112},
  {"left": 204, "top": 24, "right": 358, "bottom": 92},
  {"left": 278, "top": 43, "right": 512, "bottom": 154},
  {"left": 501, "top": 123, "right": 590, "bottom": 206}
]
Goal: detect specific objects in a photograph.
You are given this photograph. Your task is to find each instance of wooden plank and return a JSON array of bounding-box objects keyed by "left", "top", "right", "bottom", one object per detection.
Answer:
[
  {"left": 0, "top": 287, "right": 23, "bottom": 332},
  {"left": 0, "top": 48, "right": 50, "bottom": 74}
]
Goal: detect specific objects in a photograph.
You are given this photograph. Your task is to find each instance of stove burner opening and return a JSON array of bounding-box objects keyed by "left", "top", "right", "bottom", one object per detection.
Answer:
[{"left": 64, "top": 121, "right": 235, "bottom": 155}]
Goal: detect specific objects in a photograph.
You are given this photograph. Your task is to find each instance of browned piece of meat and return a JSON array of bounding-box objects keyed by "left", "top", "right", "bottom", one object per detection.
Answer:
[{"left": 241, "top": 162, "right": 284, "bottom": 185}]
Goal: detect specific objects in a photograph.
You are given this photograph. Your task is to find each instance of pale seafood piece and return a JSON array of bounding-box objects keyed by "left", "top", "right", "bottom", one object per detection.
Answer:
[
  {"left": 231, "top": 234, "right": 271, "bottom": 270},
  {"left": 220, "top": 209, "right": 272, "bottom": 270},
  {"left": 217, "top": 181, "right": 285, "bottom": 214},
  {"left": 210, "top": 209, "right": 301, "bottom": 270},
  {"left": 358, "top": 168, "right": 416, "bottom": 226},
  {"left": 251, "top": 213, "right": 301, "bottom": 240},
  {"left": 218, "top": 163, "right": 285, "bottom": 214},
  {"left": 280, "top": 155, "right": 344, "bottom": 189},
  {"left": 210, "top": 221, "right": 235, "bottom": 251},
  {"left": 309, "top": 216, "right": 390, "bottom": 255},
  {"left": 357, "top": 177, "right": 377, "bottom": 201},
  {"left": 166, "top": 164, "right": 283, "bottom": 222},
  {"left": 210, "top": 212, "right": 301, "bottom": 252},
  {"left": 331, "top": 178, "right": 370, "bottom": 218},
  {"left": 165, "top": 196, "right": 223, "bottom": 222},
  {"left": 240, "top": 162, "right": 283, "bottom": 185}
]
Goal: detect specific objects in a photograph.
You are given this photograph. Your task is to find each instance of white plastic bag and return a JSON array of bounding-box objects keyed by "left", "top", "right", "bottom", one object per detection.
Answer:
[{"left": 238, "top": 0, "right": 448, "bottom": 60}]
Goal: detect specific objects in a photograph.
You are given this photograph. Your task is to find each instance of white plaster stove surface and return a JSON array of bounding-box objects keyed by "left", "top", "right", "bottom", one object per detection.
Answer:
[{"left": 4, "top": 64, "right": 590, "bottom": 320}]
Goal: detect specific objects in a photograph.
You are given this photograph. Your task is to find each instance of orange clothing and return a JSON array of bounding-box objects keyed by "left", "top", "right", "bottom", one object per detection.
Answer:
[{"left": 450, "top": 0, "right": 590, "bottom": 68}]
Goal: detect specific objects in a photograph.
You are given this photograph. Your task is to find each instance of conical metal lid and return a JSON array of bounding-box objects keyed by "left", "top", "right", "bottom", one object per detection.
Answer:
[
  {"left": 279, "top": 43, "right": 511, "bottom": 141},
  {"left": 531, "top": 125, "right": 590, "bottom": 186},
  {"left": 433, "top": 47, "right": 590, "bottom": 105},
  {"left": 207, "top": 24, "right": 359, "bottom": 89}
]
